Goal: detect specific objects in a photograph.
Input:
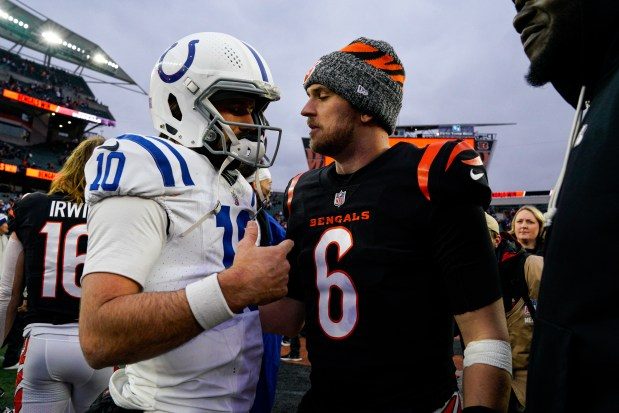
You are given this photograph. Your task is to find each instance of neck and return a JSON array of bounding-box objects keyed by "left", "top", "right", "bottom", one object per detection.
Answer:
[
  {"left": 334, "top": 129, "right": 390, "bottom": 175},
  {"left": 520, "top": 239, "right": 536, "bottom": 250}
]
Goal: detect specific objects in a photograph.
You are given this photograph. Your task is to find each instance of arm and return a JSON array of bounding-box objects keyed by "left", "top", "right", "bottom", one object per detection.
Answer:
[
  {"left": 524, "top": 255, "right": 543, "bottom": 299},
  {"left": 455, "top": 298, "right": 511, "bottom": 411},
  {"left": 431, "top": 204, "right": 511, "bottom": 411},
  {"left": 79, "top": 197, "right": 293, "bottom": 369},
  {"left": 259, "top": 297, "right": 305, "bottom": 337},
  {"left": 0, "top": 233, "right": 25, "bottom": 342},
  {"left": 80, "top": 272, "right": 202, "bottom": 368}
]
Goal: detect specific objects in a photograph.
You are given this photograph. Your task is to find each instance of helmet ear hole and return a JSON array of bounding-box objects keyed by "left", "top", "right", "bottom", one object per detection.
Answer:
[
  {"left": 168, "top": 93, "right": 183, "bottom": 121},
  {"left": 165, "top": 124, "right": 178, "bottom": 135}
]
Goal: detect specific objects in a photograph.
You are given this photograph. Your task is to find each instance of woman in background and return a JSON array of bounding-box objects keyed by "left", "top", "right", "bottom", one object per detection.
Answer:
[{"left": 510, "top": 205, "right": 545, "bottom": 255}]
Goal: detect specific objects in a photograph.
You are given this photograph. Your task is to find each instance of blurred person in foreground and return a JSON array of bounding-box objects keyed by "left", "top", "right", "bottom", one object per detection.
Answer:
[
  {"left": 508, "top": 205, "right": 545, "bottom": 255},
  {"left": 510, "top": 0, "right": 619, "bottom": 411},
  {"left": 486, "top": 213, "right": 543, "bottom": 412},
  {"left": 261, "top": 37, "right": 511, "bottom": 412},
  {"left": 79, "top": 32, "right": 292, "bottom": 412},
  {"left": 0, "top": 137, "right": 113, "bottom": 412}
]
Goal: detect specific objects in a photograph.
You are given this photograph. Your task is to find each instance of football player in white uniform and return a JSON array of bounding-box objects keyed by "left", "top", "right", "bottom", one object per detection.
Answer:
[{"left": 79, "top": 32, "right": 293, "bottom": 412}]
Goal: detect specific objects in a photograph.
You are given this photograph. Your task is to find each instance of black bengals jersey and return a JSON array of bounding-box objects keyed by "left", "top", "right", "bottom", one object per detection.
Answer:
[
  {"left": 11, "top": 192, "right": 88, "bottom": 325},
  {"left": 284, "top": 141, "right": 501, "bottom": 411}
]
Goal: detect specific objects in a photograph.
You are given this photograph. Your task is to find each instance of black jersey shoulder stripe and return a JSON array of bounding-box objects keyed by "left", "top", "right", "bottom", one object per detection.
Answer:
[
  {"left": 445, "top": 140, "right": 483, "bottom": 171},
  {"left": 417, "top": 141, "right": 448, "bottom": 201},
  {"left": 286, "top": 173, "right": 304, "bottom": 217}
]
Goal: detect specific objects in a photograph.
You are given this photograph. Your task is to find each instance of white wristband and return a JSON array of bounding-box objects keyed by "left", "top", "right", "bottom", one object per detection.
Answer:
[
  {"left": 185, "top": 274, "right": 234, "bottom": 331},
  {"left": 463, "top": 339, "right": 512, "bottom": 373}
]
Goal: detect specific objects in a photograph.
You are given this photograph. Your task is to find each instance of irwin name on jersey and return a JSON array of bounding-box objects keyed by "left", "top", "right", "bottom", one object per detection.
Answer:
[
  {"left": 49, "top": 200, "right": 88, "bottom": 219},
  {"left": 309, "top": 210, "right": 370, "bottom": 228}
]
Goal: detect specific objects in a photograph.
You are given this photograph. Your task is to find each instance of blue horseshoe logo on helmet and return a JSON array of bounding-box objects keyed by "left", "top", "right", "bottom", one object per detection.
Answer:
[{"left": 157, "top": 39, "right": 199, "bottom": 83}]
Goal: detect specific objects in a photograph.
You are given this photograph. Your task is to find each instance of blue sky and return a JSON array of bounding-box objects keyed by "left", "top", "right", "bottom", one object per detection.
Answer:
[{"left": 19, "top": 0, "right": 574, "bottom": 192}]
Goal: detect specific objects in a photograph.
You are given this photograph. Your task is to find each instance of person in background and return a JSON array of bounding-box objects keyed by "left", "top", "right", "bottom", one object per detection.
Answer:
[
  {"left": 280, "top": 333, "right": 302, "bottom": 363},
  {"left": 486, "top": 212, "right": 542, "bottom": 412},
  {"left": 0, "top": 214, "right": 8, "bottom": 265},
  {"left": 241, "top": 165, "right": 286, "bottom": 413},
  {"left": 510, "top": 1, "right": 619, "bottom": 411},
  {"left": 0, "top": 212, "right": 8, "bottom": 403},
  {"left": 0, "top": 211, "right": 23, "bottom": 371},
  {"left": 79, "top": 32, "right": 292, "bottom": 412},
  {"left": 261, "top": 37, "right": 511, "bottom": 412},
  {"left": 509, "top": 205, "right": 545, "bottom": 255},
  {"left": 0, "top": 137, "right": 112, "bottom": 412}
]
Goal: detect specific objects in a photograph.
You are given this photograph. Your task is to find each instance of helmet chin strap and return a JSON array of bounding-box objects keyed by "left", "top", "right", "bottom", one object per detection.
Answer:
[
  {"left": 253, "top": 169, "right": 266, "bottom": 204},
  {"left": 180, "top": 156, "right": 233, "bottom": 238},
  {"left": 221, "top": 122, "right": 265, "bottom": 166}
]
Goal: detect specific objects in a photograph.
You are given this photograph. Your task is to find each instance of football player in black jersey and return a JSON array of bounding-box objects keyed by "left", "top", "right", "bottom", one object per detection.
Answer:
[
  {"left": 0, "top": 136, "right": 113, "bottom": 412},
  {"left": 261, "top": 38, "right": 511, "bottom": 413}
]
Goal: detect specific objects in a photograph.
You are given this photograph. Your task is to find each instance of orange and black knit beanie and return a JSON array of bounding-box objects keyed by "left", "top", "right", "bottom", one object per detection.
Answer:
[{"left": 303, "top": 37, "right": 405, "bottom": 134}]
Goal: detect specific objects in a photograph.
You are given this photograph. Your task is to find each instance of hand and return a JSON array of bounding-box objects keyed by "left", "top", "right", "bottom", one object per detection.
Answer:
[{"left": 218, "top": 220, "right": 294, "bottom": 312}]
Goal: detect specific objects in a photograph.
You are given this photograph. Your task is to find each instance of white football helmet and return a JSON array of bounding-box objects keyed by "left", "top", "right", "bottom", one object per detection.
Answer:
[{"left": 149, "top": 32, "right": 282, "bottom": 168}]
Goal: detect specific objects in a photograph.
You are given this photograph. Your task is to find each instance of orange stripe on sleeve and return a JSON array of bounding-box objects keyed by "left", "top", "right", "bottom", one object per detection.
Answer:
[
  {"left": 445, "top": 141, "right": 482, "bottom": 171},
  {"left": 286, "top": 173, "right": 303, "bottom": 216},
  {"left": 461, "top": 157, "right": 483, "bottom": 166},
  {"left": 417, "top": 142, "right": 446, "bottom": 201}
]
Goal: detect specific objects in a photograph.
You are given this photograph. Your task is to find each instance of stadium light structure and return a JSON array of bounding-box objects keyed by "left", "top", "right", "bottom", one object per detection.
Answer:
[
  {"left": 41, "top": 30, "right": 118, "bottom": 69},
  {"left": 0, "top": 8, "right": 29, "bottom": 29},
  {"left": 41, "top": 30, "right": 62, "bottom": 44},
  {"left": 0, "top": 0, "right": 145, "bottom": 96},
  {"left": 92, "top": 52, "right": 118, "bottom": 69}
]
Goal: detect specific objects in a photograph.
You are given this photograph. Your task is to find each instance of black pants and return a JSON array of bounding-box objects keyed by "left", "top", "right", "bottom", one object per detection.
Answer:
[
  {"left": 86, "top": 389, "right": 142, "bottom": 413},
  {"left": 289, "top": 334, "right": 301, "bottom": 357},
  {"left": 2, "top": 313, "right": 24, "bottom": 367}
]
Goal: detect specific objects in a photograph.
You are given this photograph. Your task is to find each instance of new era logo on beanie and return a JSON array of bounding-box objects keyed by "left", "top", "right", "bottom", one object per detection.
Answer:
[{"left": 303, "top": 37, "right": 405, "bottom": 134}]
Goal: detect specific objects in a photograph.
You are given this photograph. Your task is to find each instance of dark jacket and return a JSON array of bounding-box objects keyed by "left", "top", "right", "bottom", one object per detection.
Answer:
[{"left": 527, "top": 1, "right": 619, "bottom": 412}]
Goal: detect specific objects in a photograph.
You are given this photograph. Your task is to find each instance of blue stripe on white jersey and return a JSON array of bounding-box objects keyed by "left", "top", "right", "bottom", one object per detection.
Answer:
[
  {"left": 152, "top": 137, "right": 195, "bottom": 186},
  {"left": 242, "top": 42, "right": 269, "bottom": 82},
  {"left": 117, "top": 134, "right": 194, "bottom": 187}
]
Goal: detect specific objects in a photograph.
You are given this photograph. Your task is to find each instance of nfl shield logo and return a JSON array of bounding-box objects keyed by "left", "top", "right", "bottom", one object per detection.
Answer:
[{"left": 334, "top": 190, "right": 346, "bottom": 208}]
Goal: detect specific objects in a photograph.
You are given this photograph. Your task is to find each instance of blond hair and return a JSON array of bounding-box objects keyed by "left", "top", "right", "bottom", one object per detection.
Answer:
[{"left": 48, "top": 136, "right": 105, "bottom": 204}]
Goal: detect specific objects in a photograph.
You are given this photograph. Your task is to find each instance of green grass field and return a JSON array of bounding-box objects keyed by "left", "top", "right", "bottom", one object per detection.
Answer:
[{"left": 0, "top": 347, "right": 16, "bottom": 410}]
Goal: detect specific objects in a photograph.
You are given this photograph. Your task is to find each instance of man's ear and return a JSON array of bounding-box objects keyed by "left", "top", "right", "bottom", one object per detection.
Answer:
[{"left": 360, "top": 113, "right": 373, "bottom": 124}]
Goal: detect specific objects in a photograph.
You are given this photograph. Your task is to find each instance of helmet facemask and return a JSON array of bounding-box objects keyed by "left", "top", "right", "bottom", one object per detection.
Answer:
[{"left": 195, "top": 78, "right": 282, "bottom": 169}]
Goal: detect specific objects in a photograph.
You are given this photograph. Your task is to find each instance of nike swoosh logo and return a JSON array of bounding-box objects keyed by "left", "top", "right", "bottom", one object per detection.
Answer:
[
  {"left": 470, "top": 170, "right": 484, "bottom": 180},
  {"left": 99, "top": 141, "right": 119, "bottom": 151}
]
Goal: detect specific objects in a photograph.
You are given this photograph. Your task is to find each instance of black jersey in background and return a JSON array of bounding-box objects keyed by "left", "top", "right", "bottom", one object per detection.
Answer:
[{"left": 11, "top": 192, "right": 88, "bottom": 325}]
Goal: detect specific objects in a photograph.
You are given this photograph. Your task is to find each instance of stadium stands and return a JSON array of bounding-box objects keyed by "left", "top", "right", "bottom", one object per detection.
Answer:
[{"left": 0, "top": 48, "right": 114, "bottom": 120}]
